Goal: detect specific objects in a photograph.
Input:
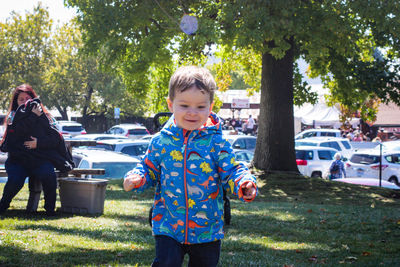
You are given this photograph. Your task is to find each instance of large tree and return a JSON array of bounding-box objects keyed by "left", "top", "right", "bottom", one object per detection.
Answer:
[
  {"left": 67, "top": 0, "right": 400, "bottom": 172},
  {"left": 0, "top": 4, "right": 52, "bottom": 108}
]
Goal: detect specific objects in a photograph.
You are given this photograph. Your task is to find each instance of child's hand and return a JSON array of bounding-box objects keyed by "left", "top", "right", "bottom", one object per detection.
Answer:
[
  {"left": 123, "top": 174, "right": 143, "bottom": 191},
  {"left": 240, "top": 181, "right": 257, "bottom": 201}
]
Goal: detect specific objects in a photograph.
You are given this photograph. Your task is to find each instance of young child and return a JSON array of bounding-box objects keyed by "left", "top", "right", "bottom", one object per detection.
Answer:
[{"left": 124, "top": 66, "right": 257, "bottom": 266}]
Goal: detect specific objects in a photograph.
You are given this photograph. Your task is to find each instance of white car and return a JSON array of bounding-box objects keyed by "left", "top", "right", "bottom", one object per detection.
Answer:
[
  {"left": 295, "top": 137, "right": 353, "bottom": 159},
  {"left": 106, "top": 123, "right": 149, "bottom": 140},
  {"left": 55, "top": 120, "right": 87, "bottom": 137},
  {"left": 381, "top": 140, "right": 400, "bottom": 151},
  {"left": 345, "top": 149, "right": 400, "bottom": 186},
  {"left": 72, "top": 148, "right": 140, "bottom": 179},
  {"left": 295, "top": 129, "right": 341, "bottom": 140},
  {"left": 94, "top": 139, "right": 150, "bottom": 160},
  {"left": 296, "top": 146, "right": 338, "bottom": 177},
  {"left": 71, "top": 134, "right": 128, "bottom": 141}
]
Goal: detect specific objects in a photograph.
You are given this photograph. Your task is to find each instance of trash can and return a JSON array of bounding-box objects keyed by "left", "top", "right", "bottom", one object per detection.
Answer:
[{"left": 58, "top": 177, "right": 108, "bottom": 215}]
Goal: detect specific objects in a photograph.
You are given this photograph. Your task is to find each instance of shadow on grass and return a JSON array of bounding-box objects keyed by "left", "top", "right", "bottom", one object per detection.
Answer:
[
  {"left": 0, "top": 243, "right": 155, "bottom": 266},
  {"left": 255, "top": 171, "right": 400, "bottom": 207}
]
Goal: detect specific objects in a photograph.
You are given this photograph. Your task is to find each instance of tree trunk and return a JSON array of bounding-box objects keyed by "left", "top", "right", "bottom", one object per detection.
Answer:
[
  {"left": 253, "top": 44, "right": 299, "bottom": 173},
  {"left": 81, "top": 84, "right": 94, "bottom": 128}
]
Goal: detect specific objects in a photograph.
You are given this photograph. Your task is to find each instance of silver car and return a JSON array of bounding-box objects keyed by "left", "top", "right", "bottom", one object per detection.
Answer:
[
  {"left": 345, "top": 149, "right": 400, "bottom": 185},
  {"left": 72, "top": 148, "right": 140, "bottom": 179}
]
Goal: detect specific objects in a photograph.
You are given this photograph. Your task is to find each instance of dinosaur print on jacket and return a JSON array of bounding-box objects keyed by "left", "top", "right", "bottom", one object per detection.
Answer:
[{"left": 125, "top": 112, "right": 257, "bottom": 244}]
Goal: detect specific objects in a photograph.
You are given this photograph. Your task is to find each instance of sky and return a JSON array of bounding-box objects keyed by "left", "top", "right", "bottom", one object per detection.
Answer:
[{"left": 1, "top": 0, "right": 76, "bottom": 25}]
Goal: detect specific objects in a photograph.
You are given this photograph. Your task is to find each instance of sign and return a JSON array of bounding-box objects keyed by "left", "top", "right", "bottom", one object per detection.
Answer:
[
  {"left": 231, "top": 98, "right": 249, "bottom": 109},
  {"left": 114, "top": 107, "right": 120, "bottom": 119}
]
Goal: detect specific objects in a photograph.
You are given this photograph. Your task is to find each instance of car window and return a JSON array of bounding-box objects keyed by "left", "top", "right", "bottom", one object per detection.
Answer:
[
  {"left": 321, "top": 141, "right": 341, "bottom": 151},
  {"left": 385, "top": 154, "right": 400, "bottom": 164},
  {"left": 232, "top": 139, "right": 246, "bottom": 149},
  {"left": 92, "top": 162, "right": 138, "bottom": 179},
  {"left": 235, "top": 152, "right": 247, "bottom": 161},
  {"left": 78, "top": 159, "right": 90, "bottom": 169},
  {"left": 245, "top": 138, "right": 256, "bottom": 150},
  {"left": 62, "top": 125, "right": 83, "bottom": 132},
  {"left": 341, "top": 140, "right": 351, "bottom": 149},
  {"left": 350, "top": 154, "right": 379, "bottom": 164},
  {"left": 296, "top": 150, "right": 313, "bottom": 160},
  {"left": 321, "top": 132, "right": 337, "bottom": 137},
  {"left": 94, "top": 144, "right": 115, "bottom": 151},
  {"left": 303, "top": 132, "right": 317, "bottom": 138},
  {"left": 121, "top": 144, "right": 148, "bottom": 156},
  {"left": 128, "top": 129, "right": 148, "bottom": 135},
  {"left": 318, "top": 150, "right": 334, "bottom": 160}
]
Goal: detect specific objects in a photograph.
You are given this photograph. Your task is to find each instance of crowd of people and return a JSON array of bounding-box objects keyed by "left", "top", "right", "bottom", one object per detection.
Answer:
[{"left": 223, "top": 115, "right": 258, "bottom": 136}]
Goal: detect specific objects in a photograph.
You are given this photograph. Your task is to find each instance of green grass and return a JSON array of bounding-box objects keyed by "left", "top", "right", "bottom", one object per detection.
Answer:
[{"left": 0, "top": 172, "right": 400, "bottom": 266}]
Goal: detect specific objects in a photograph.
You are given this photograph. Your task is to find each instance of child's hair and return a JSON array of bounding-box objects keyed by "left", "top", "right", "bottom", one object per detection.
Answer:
[{"left": 168, "top": 66, "right": 216, "bottom": 103}]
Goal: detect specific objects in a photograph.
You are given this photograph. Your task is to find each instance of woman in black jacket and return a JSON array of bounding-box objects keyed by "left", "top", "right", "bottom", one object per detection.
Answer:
[{"left": 0, "top": 84, "right": 60, "bottom": 216}]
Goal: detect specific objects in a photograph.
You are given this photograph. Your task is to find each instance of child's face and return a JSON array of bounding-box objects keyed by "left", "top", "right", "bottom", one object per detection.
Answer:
[{"left": 167, "top": 86, "right": 213, "bottom": 131}]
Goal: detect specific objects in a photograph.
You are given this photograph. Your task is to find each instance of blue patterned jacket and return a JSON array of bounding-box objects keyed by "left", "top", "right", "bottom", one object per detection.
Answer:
[{"left": 124, "top": 112, "right": 257, "bottom": 244}]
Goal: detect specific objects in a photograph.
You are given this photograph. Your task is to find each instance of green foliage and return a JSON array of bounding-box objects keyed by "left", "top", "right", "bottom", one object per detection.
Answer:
[{"left": 0, "top": 4, "right": 52, "bottom": 108}]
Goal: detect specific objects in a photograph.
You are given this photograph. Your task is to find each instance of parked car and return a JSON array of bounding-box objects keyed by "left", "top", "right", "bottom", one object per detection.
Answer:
[
  {"left": 333, "top": 177, "right": 400, "bottom": 190},
  {"left": 55, "top": 120, "right": 86, "bottom": 137},
  {"left": 295, "top": 137, "right": 353, "bottom": 159},
  {"left": 224, "top": 135, "right": 257, "bottom": 151},
  {"left": 233, "top": 149, "right": 254, "bottom": 167},
  {"left": 295, "top": 129, "right": 341, "bottom": 140},
  {"left": 345, "top": 149, "right": 400, "bottom": 185},
  {"left": 381, "top": 140, "right": 400, "bottom": 151},
  {"left": 72, "top": 148, "right": 140, "bottom": 179},
  {"left": 71, "top": 133, "right": 127, "bottom": 141},
  {"left": 106, "top": 123, "right": 150, "bottom": 140},
  {"left": 94, "top": 139, "right": 150, "bottom": 160},
  {"left": 295, "top": 146, "right": 338, "bottom": 177}
]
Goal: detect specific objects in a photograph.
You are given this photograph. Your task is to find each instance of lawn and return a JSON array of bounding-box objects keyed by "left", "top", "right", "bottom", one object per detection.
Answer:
[{"left": 0, "top": 172, "right": 399, "bottom": 266}]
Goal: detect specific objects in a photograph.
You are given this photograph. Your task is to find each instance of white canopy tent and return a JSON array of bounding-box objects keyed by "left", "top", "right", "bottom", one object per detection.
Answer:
[{"left": 294, "top": 102, "right": 360, "bottom": 132}]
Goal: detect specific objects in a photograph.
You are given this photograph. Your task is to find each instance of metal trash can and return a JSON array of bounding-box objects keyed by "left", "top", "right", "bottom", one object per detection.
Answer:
[{"left": 58, "top": 177, "right": 108, "bottom": 215}]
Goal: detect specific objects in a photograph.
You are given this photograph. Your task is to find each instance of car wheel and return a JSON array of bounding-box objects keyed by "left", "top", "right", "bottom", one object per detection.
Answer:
[
  {"left": 311, "top": 172, "right": 322, "bottom": 178},
  {"left": 388, "top": 176, "right": 399, "bottom": 186}
]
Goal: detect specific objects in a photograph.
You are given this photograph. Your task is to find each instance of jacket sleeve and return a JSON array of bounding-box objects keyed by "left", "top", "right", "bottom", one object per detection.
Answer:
[
  {"left": 124, "top": 137, "right": 161, "bottom": 192},
  {"left": 214, "top": 135, "right": 257, "bottom": 202},
  {"left": 36, "top": 116, "right": 62, "bottom": 150}
]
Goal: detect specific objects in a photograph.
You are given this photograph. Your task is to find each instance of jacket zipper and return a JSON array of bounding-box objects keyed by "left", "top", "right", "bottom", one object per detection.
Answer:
[{"left": 182, "top": 130, "right": 190, "bottom": 244}]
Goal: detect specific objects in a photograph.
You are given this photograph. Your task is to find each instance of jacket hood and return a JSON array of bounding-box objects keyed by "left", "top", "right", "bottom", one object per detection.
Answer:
[{"left": 160, "top": 112, "right": 223, "bottom": 138}]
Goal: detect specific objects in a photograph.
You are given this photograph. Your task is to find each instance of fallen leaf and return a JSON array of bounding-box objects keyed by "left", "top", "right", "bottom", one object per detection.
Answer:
[
  {"left": 295, "top": 249, "right": 302, "bottom": 253},
  {"left": 345, "top": 256, "right": 358, "bottom": 262},
  {"left": 362, "top": 251, "right": 371, "bottom": 256},
  {"left": 307, "top": 209, "right": 313, "bottom": 213}
]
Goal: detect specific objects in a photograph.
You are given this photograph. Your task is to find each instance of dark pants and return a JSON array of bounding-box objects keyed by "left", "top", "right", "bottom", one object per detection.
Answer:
[
  {"left": 152, "top": 235, "right": 221, "bottom": 267},
  {"left": 0, "top": 160, "right": 57, "bottom": 213}
]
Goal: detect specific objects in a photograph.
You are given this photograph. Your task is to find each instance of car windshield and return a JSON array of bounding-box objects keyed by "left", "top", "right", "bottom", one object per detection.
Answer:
[
  {"left": 350, "top": 154, "right": 379, "bottom": 165},
  {"left": 128, "top": 129, "right": 148, "bottom": 135},
  {"left": 62, "top": 125, "right": 83, "bottom": 132},
  {"left": 92, "top": 162, "right": 138, "bottom": 179},
  {"left": 93, "top": 144, "right": 116, "bottom": 150}
]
